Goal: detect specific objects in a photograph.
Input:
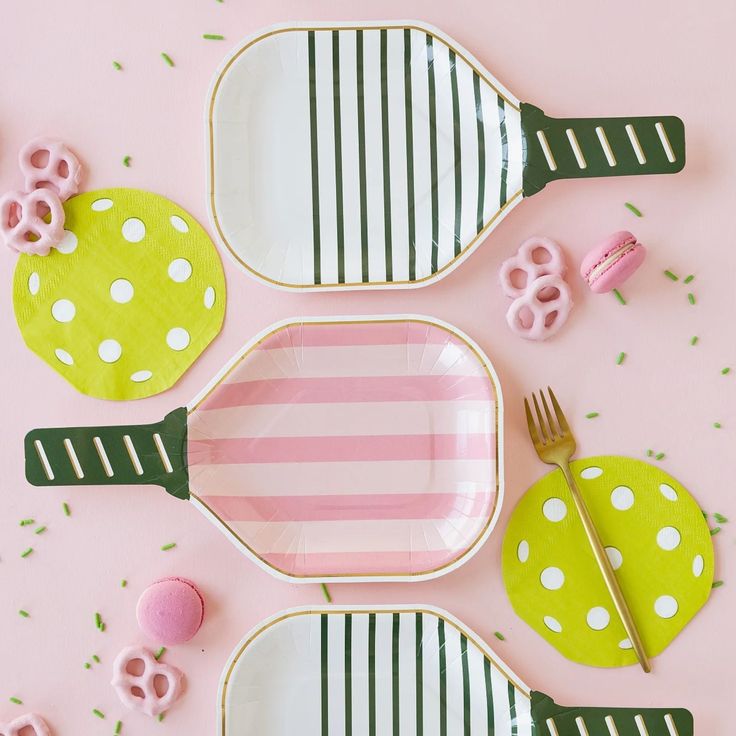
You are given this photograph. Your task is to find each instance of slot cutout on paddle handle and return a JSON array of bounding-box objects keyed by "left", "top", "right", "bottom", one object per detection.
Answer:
[{"left": 24, "top": 408, "right": 190, "bottom": 500}]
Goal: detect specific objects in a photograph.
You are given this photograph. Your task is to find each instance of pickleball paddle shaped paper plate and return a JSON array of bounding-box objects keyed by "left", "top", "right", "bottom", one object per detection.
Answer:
[
  {"left": 502, "top": 457, "right": 714, "bottom": 667},
  {"left": 13, "top": 188, "right": 226, "bottom": 400},
  {"left": 219, "top": 606, "right": 694, "bottom": 735},
  {"left": 207, "top": 20, "right": 685, "bottom": 290},
  {"left": 25, "top": 315, "right": 503, "bottom": 582}
]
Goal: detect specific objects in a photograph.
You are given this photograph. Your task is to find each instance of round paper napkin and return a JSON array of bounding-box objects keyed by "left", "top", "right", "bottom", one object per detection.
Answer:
[{"left": 502, "top": 456, "right": 714, "bottom": 667}]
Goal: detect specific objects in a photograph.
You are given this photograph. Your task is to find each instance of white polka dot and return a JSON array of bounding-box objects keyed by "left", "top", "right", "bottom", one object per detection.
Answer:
[
  {"left": 170, "top": 215, "right": 189, "bottom": 233},
  {"left": 517, "top": 540, "right": 529, "bottom": 563},
  {"left": 204, "top": 286, "right": 216, "bottom": 309},
  {"left": 122, "top": 218, "right": 146, "bottom": 243},
  {"left": 618, "top": 638, "right": 633, "bottom": 650},
  {"left": 657, "top": 526, "right": 681, "bottom": 551},
  {"left": 168, "top": 258, "right": 192, "bottom": 282},
  {"left": 110, "top": 278, "right": 134, "bottom": 304},
  {"left": 91, "top": 198, "right": 113, "bottom": 211},
  {"left": 654, "top": 595, "right": 678, "bottom": 619},
  {"left": 56, "top": 230, "right": 78, "bottom": 254},
  {"left": 51, "top": 299, "right": 75, "bottom": 322},
  {"left": 543, "top": 616, "right": 562, "bottom": 633},
  {"left": 98, "top": 339, "right": 122, "bottom": 363},
  {"left": 54, "top": 348, "right": 73, "bottom": 365},
  {"left": 611, "top": 485, "right": 634, "bottom": 510},
  {"left": 543, "top": 498, "right": 567, "bottom": 522},
  {"left": 28, "top": 272, "right": 40, "bottom": 295},
  {"left": 540, "top": 567, "right": 565, "bottom": 590},
  {"left": 580, "top": 466, "right": 603, "bottom": 479},
  {"left": 131, "top": 370, "right": 153, "bottom": 383},
  {"left": 659, "top": 483, "right": 678, "bottom": 501},
  {"left": 692, "top": 554, "right": 704, "bottom": 577},
  {"left": 166, "top": 327, "right": 190, "bottom": 351},
  {"left": 586, "top": 607, "right": 610, "bottom": 631},
  {"left": 605, "top": 546, "right": 623, "bottom": 570}
]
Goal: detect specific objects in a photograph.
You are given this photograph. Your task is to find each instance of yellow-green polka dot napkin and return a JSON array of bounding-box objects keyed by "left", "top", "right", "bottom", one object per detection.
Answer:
[{"left": 502, "top": 456, "right": 714, "bottom": 667}]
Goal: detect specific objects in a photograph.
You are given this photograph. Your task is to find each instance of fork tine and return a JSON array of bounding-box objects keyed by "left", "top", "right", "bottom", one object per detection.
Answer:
[
  {"left": 524, "top": 398, "right": 542, "bottom": 447},
  {"left": 532, "top": 393, "right": 549, "bottom": 443},
  {"left": 540, "top": 390, "right": 559, "bottom": 438},
  {"left": 548, "top": 387, "right": 571, "bottom": 435}
]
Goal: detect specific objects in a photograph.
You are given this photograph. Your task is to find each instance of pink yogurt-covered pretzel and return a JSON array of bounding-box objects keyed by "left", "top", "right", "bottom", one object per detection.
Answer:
[
  {"left": 112, "top": 645, "right": 183, "bottom": 718},
  {"left": 506, "top": 273, "right": 573, "bottom": 341},
  {"left": 0, "top": 189, "right": 65, "bottom": 255},
  {"left": 0, "top": 713, "right": 50, "bottom": 736},
  {"left": 19, "top": 138, "right": 81, "bottom": 202},
  {"left": 499, "top": 236, "right": 567, "bottom": 299}
]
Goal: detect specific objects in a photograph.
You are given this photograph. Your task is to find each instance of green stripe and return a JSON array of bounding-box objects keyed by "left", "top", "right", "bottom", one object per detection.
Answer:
[
  {"left": 483, "top": 657, "right": 494, "bottom": 734},
  {"left": 508, "top": 681, "right": 518, "bottom": 736},
  {"left": 356, "top": 30, "right": 369, "bottom": 282},
  {"left": 498, "top": 95, "right": 508, "bottom": 207},
  {"left": 392, "top": 613, "right": 400, "bottom": 735},
  {"left": 403, "top": 29, "right": 417, "bottom": 281},
  {"left": 345, "top": 614, "right": 352, "bottom": 736},
  {"left": 321, "top": 614, "right": 329, "bottom": 736},
  {"left": 368, "top": 613, "right": 376, "bottom": 736},
  {"left": 379, "top": 29, "right": 393, "bottom": 281},
  {"left": 438, "top": 618, "right": 447, "bottom": 736},
  {"left": 473, "top": 72, "right": 486, "bottom": 234},
  {"left": 460, "top": 635, "right": 471, "bottom": 736},
  {"left": 449, "top": 50, "right": 462, "bottom": 256},
  {"left": 331, "top": 31, "right": 345, "bottom": 283},
  {"left": 307, "top": 31, "right": 321, "bottom": 284},
  {"left": 426, "top": 34, "right": 439, "bottom": 273},
  {"left": 415, "top": 612, "right": 423, "bottom": 736}
]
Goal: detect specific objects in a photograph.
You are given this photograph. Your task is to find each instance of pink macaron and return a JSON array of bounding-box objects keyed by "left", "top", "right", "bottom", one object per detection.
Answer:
[
  {"left": 136, "top": 577, "right": 204, "bottom": 645},
  {"left": 580, "top": 231, "right": 646, "bottom": 293}
]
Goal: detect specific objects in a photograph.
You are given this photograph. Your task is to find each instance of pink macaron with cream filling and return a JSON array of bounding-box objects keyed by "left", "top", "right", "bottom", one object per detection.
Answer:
[
  {"left": 580, "top": 231, "right": 646, "bottom": 293},
  {"left": 136, "top": 577, "right": 204, "bottom": 645}
]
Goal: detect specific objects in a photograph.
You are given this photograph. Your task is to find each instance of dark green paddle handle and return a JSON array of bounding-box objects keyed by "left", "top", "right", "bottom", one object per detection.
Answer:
[
  {"left": 24, "top": 408, "right": 190, "bottom": 500},
  {"left": 521, "top": 103, "right": 685, "bottom": 196},
  {"left": 531, "top": 691, "right": 693, "bottom": 735}
]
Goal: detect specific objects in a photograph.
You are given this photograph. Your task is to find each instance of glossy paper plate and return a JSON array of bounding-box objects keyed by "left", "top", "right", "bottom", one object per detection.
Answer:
[
  {"left": 207, "top": 21, "right": 685, "bottom": 290},
  {"left": 25, "top": 316, "right": 502, "bottom": 582},
  {"left": 219, "top": 606, "right": 694, "bottom": 735}
]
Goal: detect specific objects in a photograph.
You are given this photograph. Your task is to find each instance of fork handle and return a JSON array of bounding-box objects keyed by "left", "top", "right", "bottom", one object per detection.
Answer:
[{"left": 559, "top": 462, "right": 651, "bottom": 673}]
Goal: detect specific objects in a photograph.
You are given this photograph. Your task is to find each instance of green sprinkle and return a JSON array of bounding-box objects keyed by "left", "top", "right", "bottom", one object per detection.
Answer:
[
  {"left": 154, "top": 646, "right": 166, "bottom": 660},
  {"left": 122, "top": 155, "right": 131, "bottom": 167},
  {"left": 616, "top": 352, "right": 626, "bottom": 365},
  {"left": 493, "top": 631, "right": 506, "bottom": 641},
  {"left": 121, "top": 579, "right": 128, "bottom": 588},
  {"left": 84, "top": 662, "right": 91, "bottom": 669},
  {"left": 320, "top": 583, "right": 332, "bottom": 603},
  {"left": 92, "top": 654, "right": 100, "bottom": 663},
  {"left": 203, "top": 33, "right": 225, "bottom": 40},
  {"left": 646, "top": 449, "right": 654, "bottom": 457},
  {"left": 612, "top": 288, "right": 626, "bottom": 305},
  {"left": 63, "top": 502, "right": 71, "bottom": 517},
  {"left": 684, "top": 274, "right": 695, "bottom": 284},
  {"left": 21, "top": 547, "right": 33, "bottom": 558},
  {"left": 624, "top": 202, "right": 643, "bottom": 217},
  {"left": 702, "top": 510, "right": 709, "bottom": 519},
  {"left": 161, "top": 542, "right": 177, "bottom": 551},
  {"left": 722, "top": 367, "right": 731, "bottom": 375},
  {"left": 35, "top": 526, "right": 47, "bottom": 535},
  {"left": 100, "top": 622, "right": 106, "bottom": 632},
  {"left": 9, "top": 697, "right": 23, "bottom": 705},
  {"left": 714, "top": 422, "right": 722, "bottom": 429},
  {"left": 93, "top": 709, "right": 105, "bottom": 719},
  {"left": 712, "top": 580, "right": 725, "bottom": 588},
  {"left": 161, "top": 52, "right": 174, "bottom": 67},
  {"left": 585, "top": 412, "right": 599, "bottom": 419},
  {"left": 690, "top": 336, "right": 699, "bottom": 346},
  {"left": 711, "top": 526, "right": 721, "bottom": 536},
  {"left": 158, "top": 713, "right": 165, "bottom": 722},
  {"left": 115, "top": 721, "right": 123, "bottom": 735},
  {"left": 18, "top": 610, "right": 29, "bottom": 618},
  {"left": 687, "top": 292, "right": 696, "bottom": 305},
  {"left": 663, "top": 270, "right": 679, "bottom": 281},
  {"left": 19, "top": 518, "right": 35, "bottom": 526},
  {"left": 714, "top": 513, "right": 729, "bottom": 524},
  {"left": 112, "top": 61, "right": 122, "bottom": 70},
  {"left": 655, "top": 452, "right": 665, "bottom": 461},
  {"left": 95, "top": 612, "right": 102, "bottom": 628}
]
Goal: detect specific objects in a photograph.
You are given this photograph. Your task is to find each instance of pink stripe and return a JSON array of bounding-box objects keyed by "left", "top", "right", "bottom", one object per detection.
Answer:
[
  {"left": 189, "top": 433, "right": 493, "bottom": 464},
  {"left": 199, "top": 491, "right": 493, "bottom": 522},
  {"left": 257, "top": 322, "right": 467, "bottom": 350},
  {"left": 200, "top": 375, "right": 492, "bottom": 410}
]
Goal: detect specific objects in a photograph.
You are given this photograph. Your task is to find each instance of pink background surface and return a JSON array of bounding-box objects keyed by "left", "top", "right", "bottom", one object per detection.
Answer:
[{"left": 1, "top": 0, "right": 734, "bottom": 732}]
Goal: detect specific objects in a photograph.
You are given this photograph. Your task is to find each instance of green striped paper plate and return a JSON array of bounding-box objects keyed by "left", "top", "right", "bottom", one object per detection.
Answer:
[
  {"left": 207, "top": 21, "right": 685, "bottom": 290},
  {"left": 219, "top": 606, "right": 693, "bottom": 735}
]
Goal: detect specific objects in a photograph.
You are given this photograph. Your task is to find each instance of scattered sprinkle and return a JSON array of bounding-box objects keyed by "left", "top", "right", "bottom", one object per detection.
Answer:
[
  {"left": 112, "top": 61, "right": 122, "bottom": 70},
  {"left": 714, "top": 513, "right": 729, "bottom": 524},
  {"left": 63, "top": 502, "right": 71, "bottom": 517},
  {"left": 624, "top": 202, "right": 643, "bottom": 217},
  {"left": 585, "top": 412, "right": 599, "bottom": 419},
  {"left": 655, "top": 452, "right": 665, "bottom": 461},
  {"left": 154, "top": 646, "right": 166, "bottom": 660},
  {"left": 18, "top": 610, "right": 29, "bottom": 618},
  {"left": 722, "top": 367, "right": 731, "bottom": 375},
  {"left": 684, "top": 274, "right": 695, "bottom": 284},
  {"left": 84, "top": 662, "right": 91, "bottom": 670},
  {"left": 203, "top": 33, "right": 225, "bottom": 40},
  {"left": 161, "top": 542, "right": 177, "bottom": 551},
  {"left": 646, "top": 449, "right": 654, "bottom": 457},
  {"left": 712, "top": 580, "right": 725, "bottom": 589},
  {"left": 121, "top": 579, "right": 128, "bottom": 588},
  {"left": 493, "top": 631, "right": 506, "bottom": 641},
  {"left": 158, "top": 713, "right": 165, "bottom": 722},
  {"left": 161, "top": 52, "right": 175, "bottom": 67},
  {"left": 21, "top": 547, "right": 33, "bottom": 558},
  {"left": 115, "top": 721, "right": 123, "bottom": 735},
  {"left": 95, "top": 612, "right": 102, "bottom": 628},
  {"left": 690, "top": 336, "right": 699, "bottom": 346},
  {"left": 35, "top": 526, "right": 47, "bottom": 535},
  {"left": 687, "top": 292, "right": 696, "bottom": 305},
  {"left": 702, "top": 510, "right": 709, "bottom": 519},
  {"left": 19, "top": 518, "right": 34, "bottom": 526},
  {"left": 711, "top": 526, "right": 721, "bottom": 536},
  {"left": 616, "top": 352, "right": 626, "bottom": 365},
  {"left": 93, "top": 709, "right": 105, "bottom": 719},
  {"left": 320, "top": 583, "right": 332, "bottom": 603},
  {"left": 714, "top": 422, "right": 722, "bottom": 429},
  {"left": 122, "top": 156, "right": 131, "bottom": 167},
  {"left": 663, "top": 270, "right": 679, "bottom": 282},
  {"left": 612, "top": 288, "right": 626, "bottom": 305},
  {"left": 92, "top": 654, "right": 100, "bottom": 663},
  {"left": 9, "top": 697, "right": 23, "bottom": 705}
]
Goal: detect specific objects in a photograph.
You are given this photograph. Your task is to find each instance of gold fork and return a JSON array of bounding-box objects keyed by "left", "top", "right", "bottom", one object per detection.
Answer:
[{"left": 524, "top": 387, "right": 651, "bottom": 673}]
